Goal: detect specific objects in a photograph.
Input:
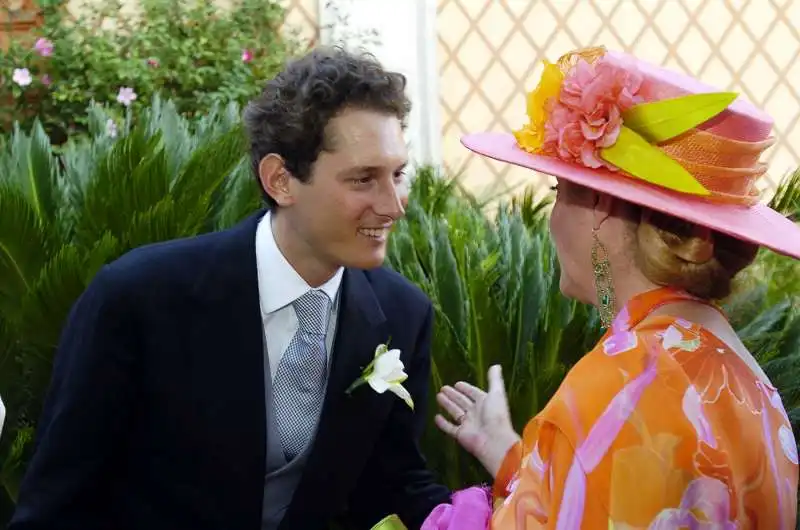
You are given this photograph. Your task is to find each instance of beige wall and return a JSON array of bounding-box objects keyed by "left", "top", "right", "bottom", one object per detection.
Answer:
[{"left": 438, "top": 0, "right": 800, "bottom": 202}]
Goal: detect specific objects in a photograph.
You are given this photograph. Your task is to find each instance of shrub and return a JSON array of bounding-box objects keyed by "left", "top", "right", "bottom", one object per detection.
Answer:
[{"left": 0, "top": 0, "right": 306, "bottom": 142}]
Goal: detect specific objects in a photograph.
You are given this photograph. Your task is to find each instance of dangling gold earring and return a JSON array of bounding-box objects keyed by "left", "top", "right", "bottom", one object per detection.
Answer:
[{"left": 591, "top": 228, "right": 616, "bottom": 329}]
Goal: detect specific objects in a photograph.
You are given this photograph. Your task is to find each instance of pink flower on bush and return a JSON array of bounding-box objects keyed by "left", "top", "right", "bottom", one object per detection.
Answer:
[
  {"left": 241, "top": 49, "right": 253, "bottom": 62},
  {"left": 146, "top": 57, "right": 159, "bottom": 67},
  {"left": 34, "top": 38, "right": 54, "bottom": 57},
  {"left": 116, "top": 87, "right": 137, "bottom": 106},
  {"left": 12, "top": 68, "right": 32, "bottom": 87},
  {"left": 41, "top": 74, "right": 52, "bottom": 86},
  {"left": 541, "top": 54, "right": 644, "bottom": 169}
]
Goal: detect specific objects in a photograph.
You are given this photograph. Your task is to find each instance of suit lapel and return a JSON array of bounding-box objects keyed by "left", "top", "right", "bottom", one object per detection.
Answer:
[{"left": 280, "top": 268, "right": 393, "bottom": 528}]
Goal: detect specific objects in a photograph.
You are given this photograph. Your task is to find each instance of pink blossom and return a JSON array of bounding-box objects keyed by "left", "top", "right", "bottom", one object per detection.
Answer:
[
  {"left": 541, "top": 55, "right": 644, "bottom": 170},
  {"left": 12, "top": 68, "right": 32, "bottom": 87},
  {"left": 116, "top": 86, "right": 137, "bottom": 107},
  {"left": 146, "top": 57, "right": 159, "bottom": 67},
  {"left": 241, "top": 49, "right": 253, "bottom": 62},
  {"left": 33, "top": 38, "right": 54, "bottom": 57},
  {"left": 40, "top": 74, "right": 51, "bottom": 86}
]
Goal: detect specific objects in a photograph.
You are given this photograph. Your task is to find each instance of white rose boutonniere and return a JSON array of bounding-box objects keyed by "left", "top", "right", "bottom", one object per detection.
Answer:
[{"left": 346, "top": 342, "right": 414, "bottom": 410}]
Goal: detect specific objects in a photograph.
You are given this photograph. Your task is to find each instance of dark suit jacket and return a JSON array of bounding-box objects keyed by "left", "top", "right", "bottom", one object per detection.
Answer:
[{"left": 9, "top": 210, "right": 451, "bottom": 530}]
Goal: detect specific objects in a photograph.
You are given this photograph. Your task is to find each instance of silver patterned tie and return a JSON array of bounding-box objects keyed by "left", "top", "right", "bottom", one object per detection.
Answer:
[{"left": 272, "top": 289, "right": 331, "bottom": 460}]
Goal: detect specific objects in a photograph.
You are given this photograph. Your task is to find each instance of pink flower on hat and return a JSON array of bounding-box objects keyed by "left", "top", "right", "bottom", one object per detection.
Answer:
[{"left": 541, "top": 55, "right": 644, "bottom": 169}]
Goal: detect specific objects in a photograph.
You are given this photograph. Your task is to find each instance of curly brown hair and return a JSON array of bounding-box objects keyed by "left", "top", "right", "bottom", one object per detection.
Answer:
[{"left": 243, "top": 46, "right": 412, "bottom": 207}]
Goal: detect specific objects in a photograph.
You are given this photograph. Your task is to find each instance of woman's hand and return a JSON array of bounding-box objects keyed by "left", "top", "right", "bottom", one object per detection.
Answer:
[{"left": 434, "top": 365, "right": 521, "bottom": 479}]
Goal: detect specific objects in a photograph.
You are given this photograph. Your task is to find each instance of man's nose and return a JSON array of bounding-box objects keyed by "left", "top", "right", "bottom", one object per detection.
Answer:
[{"left": 376, "top": 178, "right": 407, "bottom": 219}]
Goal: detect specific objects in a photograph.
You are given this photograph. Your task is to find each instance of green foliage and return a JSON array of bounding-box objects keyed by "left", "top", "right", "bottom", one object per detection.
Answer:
[{"left": 0, "top": 0, "right": 305, "bottom": 141}]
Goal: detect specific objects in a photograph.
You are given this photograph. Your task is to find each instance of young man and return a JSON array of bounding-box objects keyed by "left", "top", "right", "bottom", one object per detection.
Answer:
[{"left": 9, "top": 47, "right": 450, "bottom": 530}]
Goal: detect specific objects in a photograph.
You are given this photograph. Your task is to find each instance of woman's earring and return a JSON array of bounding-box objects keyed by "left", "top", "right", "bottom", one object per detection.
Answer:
[{"left": 592, "top": 228, "right": 616, "bottom": 328}]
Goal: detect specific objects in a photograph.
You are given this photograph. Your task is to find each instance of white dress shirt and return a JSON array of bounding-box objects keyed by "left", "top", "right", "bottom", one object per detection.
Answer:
[{"left": 255, "top": 212, "right": 343, "bottom": 379}]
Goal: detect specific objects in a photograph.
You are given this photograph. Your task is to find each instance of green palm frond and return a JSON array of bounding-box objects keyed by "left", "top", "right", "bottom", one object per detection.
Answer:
[
  {"left": 123, "top": 198, "right": 185, "bottom": 250},
  {"left": 506, "top": 185, "right": 554, "bottom": 231},
  {"left": 209, "top": 163, "right": 263, "bottom": 231},
  {"left": 0, "top": 426, "right": 34, "bottom": 502},
  {"left": 0, "top": 185, "right": 51, "bottom": 312},
  {"left": 171, "top": 124, "right": 248, "bottom": 234},
  {"left": 769, "top": 167, "right": 800, "bottom": 221},
  {"left": 83, "top": 232, "right": 121, "bottom": 285},
  {"left": 16, "top": 243, "right": 88, "bottom": 355},
  {"left": 1, "top": 121, "right": 60, "bottom": 225},
  {"left": 71, "top": 127, "right": 167, "bottom": 247}
]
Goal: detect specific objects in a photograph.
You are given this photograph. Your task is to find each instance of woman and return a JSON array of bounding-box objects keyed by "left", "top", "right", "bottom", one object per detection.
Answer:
[{"left": 422, "top": 47, "right": 799, "bottom": 529}]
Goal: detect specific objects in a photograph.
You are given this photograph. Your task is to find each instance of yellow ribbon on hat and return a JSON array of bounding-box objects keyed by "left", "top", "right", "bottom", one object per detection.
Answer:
[
  {"left": 370, "top": 514, "right": 408, "bottom": 530},
  {"left": 514, "top": 50, "right": 740, "bottom": 198}
]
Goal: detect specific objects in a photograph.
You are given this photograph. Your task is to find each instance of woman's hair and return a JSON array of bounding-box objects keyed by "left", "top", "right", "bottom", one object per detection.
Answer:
[{"left": 632, "top": 207, "right": 759, "bottom": 300}]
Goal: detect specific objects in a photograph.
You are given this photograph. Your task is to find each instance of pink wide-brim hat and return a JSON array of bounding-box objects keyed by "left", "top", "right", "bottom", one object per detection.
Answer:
[{"left": 461, "top": 49, "right": 800, "bottom": 261}]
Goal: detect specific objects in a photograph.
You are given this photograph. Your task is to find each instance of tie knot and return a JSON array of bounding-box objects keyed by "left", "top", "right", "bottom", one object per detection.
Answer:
[{"left": 293, "top": 290, "right": 331, "bottom": 335}]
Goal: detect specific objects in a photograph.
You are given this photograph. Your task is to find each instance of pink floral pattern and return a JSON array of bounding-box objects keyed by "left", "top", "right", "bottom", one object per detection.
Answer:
[
  {"left": 602, "top": 306, "right": 639, "bottom": 356},
  {"left": 481, "top": 287, "right": 798, "bottom": 529},
  {"left": 647, "top": 477, "right": 736, "bottom": 529}
]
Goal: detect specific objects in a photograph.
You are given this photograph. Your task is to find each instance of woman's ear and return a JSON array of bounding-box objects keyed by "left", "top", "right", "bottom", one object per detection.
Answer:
[
  {"left": 258, "top": 154, "right": 295, "bottom": 207},
  {"left": 591, "top": 191, "right": 615, "bottom": 231}
]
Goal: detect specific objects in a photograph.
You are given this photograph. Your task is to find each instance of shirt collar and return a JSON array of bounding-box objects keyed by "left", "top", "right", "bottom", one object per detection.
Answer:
[{"left": 255, "top": 211, "right": 344, "bottom": 317}]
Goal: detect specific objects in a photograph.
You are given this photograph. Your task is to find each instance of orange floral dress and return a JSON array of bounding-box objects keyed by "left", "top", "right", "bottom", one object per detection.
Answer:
[{"left": 490, "top": 287, "right": 798, "bottom": 529}]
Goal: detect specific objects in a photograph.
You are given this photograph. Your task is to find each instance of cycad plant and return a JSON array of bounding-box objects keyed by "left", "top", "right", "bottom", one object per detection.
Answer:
[{"left": 0, "top": 97, "right": 258, "bottom": 513}]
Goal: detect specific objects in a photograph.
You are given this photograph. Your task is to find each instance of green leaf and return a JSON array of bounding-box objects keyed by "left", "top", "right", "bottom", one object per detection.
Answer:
[
  {"left": 2, "top": 121, "right": 59, "bottom": 225},
  {"left": 600, "top": 126, "right": 710, "bottom": 196},
  {"left": 0, "top": 184, "right": 50, "bottom": 310},
  {"left": 622, "top": 91, "right": 738, "bottom": 143}
]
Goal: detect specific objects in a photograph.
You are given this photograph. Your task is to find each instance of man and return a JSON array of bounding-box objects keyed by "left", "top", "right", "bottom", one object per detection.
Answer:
[{"left": 9, "top": 47, "right": 450, "bottom": 530}]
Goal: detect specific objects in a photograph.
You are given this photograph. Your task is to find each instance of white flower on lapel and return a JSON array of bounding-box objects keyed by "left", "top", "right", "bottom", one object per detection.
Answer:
[{"left": 346, "top": 342, "right": 414, "bottom": 410}]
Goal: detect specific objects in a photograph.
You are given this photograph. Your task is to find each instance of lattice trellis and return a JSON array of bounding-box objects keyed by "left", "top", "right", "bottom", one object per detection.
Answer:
[
  {"left": 280, "top": 0, "right": 320, "bottom": 45},
  {"left": 438, "top": 0, "right": 800, "bottom": 201}
]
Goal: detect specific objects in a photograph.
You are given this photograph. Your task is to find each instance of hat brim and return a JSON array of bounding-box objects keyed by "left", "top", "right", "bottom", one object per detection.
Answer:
[{"left": 462, "top": 132, "right": 800, "bottom": 261}]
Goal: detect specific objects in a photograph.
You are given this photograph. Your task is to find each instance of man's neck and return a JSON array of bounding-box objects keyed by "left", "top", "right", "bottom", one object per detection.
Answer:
[{"left": 270, "top": 211, "right": 339, "bottom": 288}]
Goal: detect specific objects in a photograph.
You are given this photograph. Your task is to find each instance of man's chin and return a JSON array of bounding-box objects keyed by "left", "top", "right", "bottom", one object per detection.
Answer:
[{"left": 343, "top": 246, "right": 387, "bottom": 270}]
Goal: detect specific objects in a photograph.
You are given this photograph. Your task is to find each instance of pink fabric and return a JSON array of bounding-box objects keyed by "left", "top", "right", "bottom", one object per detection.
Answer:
[
  {"left": 460, "top": 132, "right": 800, "bottom": 261},
  {"left": 420, "top": 486, "right": 492, "bottom": 530}
]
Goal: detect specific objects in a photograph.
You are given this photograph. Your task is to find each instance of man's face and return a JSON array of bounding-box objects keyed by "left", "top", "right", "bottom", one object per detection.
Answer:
[{"left": 283, "top": 107, "right": 409, "bottom": 273}]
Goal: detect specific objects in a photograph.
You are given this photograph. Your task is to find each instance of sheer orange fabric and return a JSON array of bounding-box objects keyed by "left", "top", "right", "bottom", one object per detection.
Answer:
[{"left": 492, "top": 287, "right": 798, "bottom": 529}]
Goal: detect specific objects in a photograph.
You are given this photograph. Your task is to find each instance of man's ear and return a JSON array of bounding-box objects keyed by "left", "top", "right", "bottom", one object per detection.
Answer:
[{"left": 259, "top": 154, "right": 294, "bottom": 207}]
